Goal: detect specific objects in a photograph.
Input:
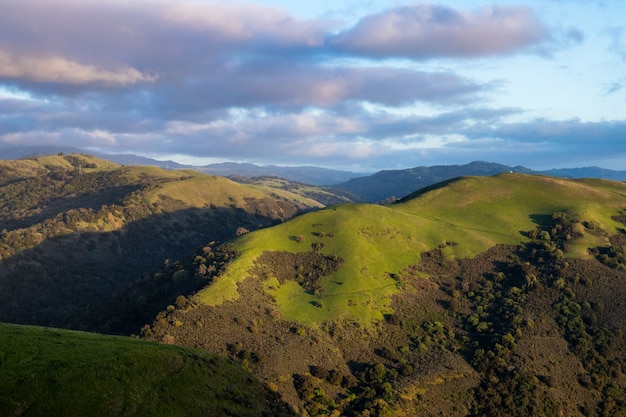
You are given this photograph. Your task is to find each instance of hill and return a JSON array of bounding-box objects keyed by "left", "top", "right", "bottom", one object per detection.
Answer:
[
  {"left": 0, "top": 322, "right": 294, "bottom": 417},
  {"left": 227, "top": 175, "right": 354, "bottom": 206},
  {"left": 195, "top": 162, "right": 363, "bottom": 186},
  {"left": 332, "top": 161, "right": 531, "bottom": 202},
  {"left": 0, "top": 153, "right": 324, "bottom": 334},
  {"left": 332, "top": 161, "right": 626, "bottom": 203},
  {"left": 0, "top": 146, "right": 363, "bottom": 185},
  {"left": 143, "top": 174, "right": 626, "bottom": 416},
  {"left": 542, "top": 166, "right": 626, "bottom": 181}
]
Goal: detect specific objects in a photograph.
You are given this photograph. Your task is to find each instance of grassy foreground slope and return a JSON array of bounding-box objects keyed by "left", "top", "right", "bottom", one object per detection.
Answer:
[
  {"left": 0, "top": 323, "right": 294, "bottom": 417},
  {"left": 145, "top": 173, "right": 626, "bottom": 416}
]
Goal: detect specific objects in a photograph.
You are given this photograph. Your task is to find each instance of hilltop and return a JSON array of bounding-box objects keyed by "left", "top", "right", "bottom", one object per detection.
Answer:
[
  {"left": 4, "top": 147, "right": 626, "bottom": 195},
  {"left": 0, "top": 153, "right": 327, "bottom": 334},
  {"left": 0, "top": 323, "right": 294, "bottom": 417},
  {"left": 144, "top": 173, "right": 626, "bottom": 416},
  {"left": 332, "top": 161, "right": 626, "bottom": 203},
  {"left": 0, "top": 146, "right": 364, "bottom": 185}
]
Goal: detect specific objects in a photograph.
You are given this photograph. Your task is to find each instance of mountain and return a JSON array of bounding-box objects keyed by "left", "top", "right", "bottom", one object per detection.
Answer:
[
  {"left": 0, "top": 146, "right": 362, "bottom": 186},
  {"left": 0, "top": 153, "right": 325, "bottom": 334},
  {"left": 97, "top": 153, "right": 188, "bottom": 169},
  {"left": 332, "top": 161, "right": 531, "bottom": 202},
  {"left": 227, "top": 175, "right": 354, "bottom": 206},
  {"left": 143, "top": 173, "right": 626, "bottom": 415},
  {"left": 3, "top": 146, "right": 625, "bottom": 193},
  {"left": 332, "top": 161, "right": 626, "bottom": 203},
  {"left": 0, "top": 323, "right": 294, "bottom": 417},
  {"left": 194, "top": 162, "right": 364, "bottom": 186},
  {"left": 542, "top": 166, "right": 626, "bottom": 181}
]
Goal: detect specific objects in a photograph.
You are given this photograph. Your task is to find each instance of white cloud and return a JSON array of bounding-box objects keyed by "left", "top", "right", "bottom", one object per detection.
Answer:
[
  {"left": 0, "top": 50, "right": 157, "bottom": 86},
  {"left": 162, "top": 2, "right": 328, "bottom": 46},
  {"left": 330, "top": 4, "right": 549, "bottom": 59}
]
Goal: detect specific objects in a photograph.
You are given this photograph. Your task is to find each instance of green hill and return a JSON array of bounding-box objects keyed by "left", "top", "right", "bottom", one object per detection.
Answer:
[
  {"left": 332, "top": 161, "right": 528, "bottom": 202},
  {"left": 0, "top": 323, "right": 294, "bottom": 417},
  {"left": 0, "top": 154, "right": 323, "bottom": 334},
  {"left": 195, "top": 174, "right": 625, "bottom": 321},
  {"left": 144, "top": 174, "right": 626, "bottom": 416},
  {"left": 228, "top": 175, "right": 354, "bottom": 206},
  {"left": 331, "top": 161, "right": 626, "bottom": 203}
]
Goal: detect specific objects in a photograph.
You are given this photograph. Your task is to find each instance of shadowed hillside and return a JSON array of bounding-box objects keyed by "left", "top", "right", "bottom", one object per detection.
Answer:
[
  {"left": 0, "top": 154, "right": 323, "bottom": 334},
  {"left": 143, "top": 174, "right": 626, "bottom": 416}
]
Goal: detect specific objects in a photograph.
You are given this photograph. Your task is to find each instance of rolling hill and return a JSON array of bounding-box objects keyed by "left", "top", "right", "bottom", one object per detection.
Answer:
[
  {"left": 3, "top": 153, "right": 626, "bottom": 415},
  {"left": 143, "top": 173, "right": 626, "bottom": 416},
  {"left": 332, "top": 161, "right": 531, "bottom": 202},
  {"left": 0, "top": 153, "right": 326, "bottom": 334},
  {"left": 332, "top": 161, "right": 626, "bottom": 203},
  {"left": 0, "top": 322, "right": 294, "bottom": 417}
]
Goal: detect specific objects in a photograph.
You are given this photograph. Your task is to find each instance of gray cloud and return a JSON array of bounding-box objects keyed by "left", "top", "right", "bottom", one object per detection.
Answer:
[
  {"left": 0, "top": 0, "right": 622, "bottom": 172},
  {"left": 0, "top": 0, "right": 486, "bottom": 113},
  {"left": 329, "top": 4, "right": 550, "bottom": 59}
]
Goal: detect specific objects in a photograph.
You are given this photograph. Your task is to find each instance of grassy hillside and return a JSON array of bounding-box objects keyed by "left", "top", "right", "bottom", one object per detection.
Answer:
[
  {"left": 0, "top": 154, "right": 322, "bottom": 334},
  {"left": 398, "top": 174, "right": 626, "bottom": 257},
  {"left": 144, "top": 174, "right": 626, "bottom": 415},
  {"left": 197, "top": 174, "right": 625, "bottom": 321},
  {"left": 228, "top": 175, "right": 354, "bottom": 206},
  {"left": 0, "top": 323, "right": 294, "bottom": 417},
  {"left": 333, "top": 161, "right": 526, "bottom": 202}
]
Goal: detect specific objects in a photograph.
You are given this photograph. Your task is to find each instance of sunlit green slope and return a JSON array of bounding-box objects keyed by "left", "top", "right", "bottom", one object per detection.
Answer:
[{"left": 196, "top": 173, "right": 626, "bottom": 323}]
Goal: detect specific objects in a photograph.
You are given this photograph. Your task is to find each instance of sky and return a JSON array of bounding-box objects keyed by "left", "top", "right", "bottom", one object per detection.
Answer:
[{"left": 0, "top": 0, "right": 625, "bottom": 172}]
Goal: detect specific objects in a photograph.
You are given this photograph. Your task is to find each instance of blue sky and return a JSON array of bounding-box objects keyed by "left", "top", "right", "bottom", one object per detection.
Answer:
[{"left": 0, "top": 0, "right": 624, "bottom": 171}]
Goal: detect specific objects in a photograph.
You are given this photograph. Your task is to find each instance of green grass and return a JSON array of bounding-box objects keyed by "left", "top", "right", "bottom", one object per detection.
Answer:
[
  {"left": 140, "top": 170, "right": 323, "bottom": 210},
  {"left": 196, "top": 174, "right": 626, "bottom": 324},
  {"left": 399, "top": 174, "right": 626, "bottom": 256},
  {"left": 0, "top": 323, "right": 292, "bottom": 417}
]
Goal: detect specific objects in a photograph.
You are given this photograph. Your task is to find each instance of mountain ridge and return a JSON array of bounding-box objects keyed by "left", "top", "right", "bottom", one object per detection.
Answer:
[{"left": 2, "top": 146, "right": 625, "bottom": 191}]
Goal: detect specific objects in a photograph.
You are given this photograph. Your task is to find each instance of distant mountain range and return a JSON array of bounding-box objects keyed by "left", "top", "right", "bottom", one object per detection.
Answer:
[
  {"left": 193, "top": 162, "right": 362, "bottom": 186},
  {"left": 0, "top": 146, "right": 363, "bottom": 185},
  {"left": 331, "top": 162, "right": 626, "bottom": 202},
  {"left": 1, "top": 146, "right": 624, "bottom": 201}
]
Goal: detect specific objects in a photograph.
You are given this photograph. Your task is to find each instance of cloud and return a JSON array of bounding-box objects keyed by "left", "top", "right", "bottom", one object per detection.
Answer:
[
  {"left": 0, "top": 0, "right": 623, "bottom": 172},
  {"left": 604, "top": 83, "right": 622, "bottom": 95},
  {"left": 329, "top": 4, "right": 550, "bottom": 59},
  {"left": 162, "top": 1, "right": 329, "bottom": 47},
  {"left": 0, "top": 0, "right": 486, "bottom": 109},
  {"left": 152, "top": 65, "right": 486, "bottom": 117},
  {"left": 0, "top": 50, "right": 156, "bottom": 86},
  {"left": 2, "top": 102, "right": 624, "bottom": 171}
]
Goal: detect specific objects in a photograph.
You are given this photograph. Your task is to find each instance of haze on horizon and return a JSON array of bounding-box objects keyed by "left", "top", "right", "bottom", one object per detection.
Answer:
[{"left": 0, "top": 0, "right": 624, "bottom": 172}]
